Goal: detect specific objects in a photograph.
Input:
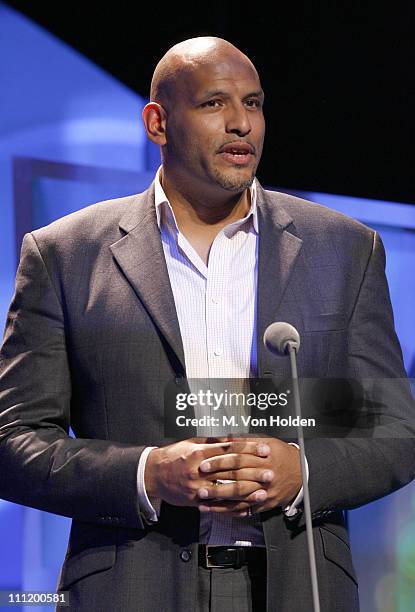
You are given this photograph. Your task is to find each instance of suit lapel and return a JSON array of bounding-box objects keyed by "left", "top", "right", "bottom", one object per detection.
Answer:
[
  {"left": 256, "top": 186, "right": 303, "bottom": 376},
  {"left": 109, "top": 182, "right": 302, "bottom": 379},
  {"left": 110, "top": 183, "right": 186, "bottom": 374}
]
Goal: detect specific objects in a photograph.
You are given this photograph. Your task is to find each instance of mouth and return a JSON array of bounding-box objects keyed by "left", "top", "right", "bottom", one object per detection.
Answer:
[{"left": 218, "top": 142, "right": 255, "bottom": 166}]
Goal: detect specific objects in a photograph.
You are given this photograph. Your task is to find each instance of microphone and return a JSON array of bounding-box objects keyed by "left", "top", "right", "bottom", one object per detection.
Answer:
[
  {"left": 263, "top": 322, "right": 321, "bottom": 612},
  {"left": 263, "top": 321, "right": 300, "bottom": 355}
]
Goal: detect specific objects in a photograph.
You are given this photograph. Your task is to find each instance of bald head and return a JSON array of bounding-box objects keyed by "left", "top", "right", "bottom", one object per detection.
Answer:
[
  {"left": 150, "top": 37, "right": 259, "bottom": 109},
  {"left": 142, "top": 36, "right": 265, "bottom": 197}
]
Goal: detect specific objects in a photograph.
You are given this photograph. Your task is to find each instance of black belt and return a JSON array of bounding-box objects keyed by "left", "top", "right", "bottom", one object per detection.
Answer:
[{"left": 198, "top": 545, "right": 266, "bottom": 569}]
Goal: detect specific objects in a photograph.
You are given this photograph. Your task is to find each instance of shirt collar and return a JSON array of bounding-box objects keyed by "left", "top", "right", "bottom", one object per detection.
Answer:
[{"left": 154, "top": 165, "right": 259, "bottom": 235}]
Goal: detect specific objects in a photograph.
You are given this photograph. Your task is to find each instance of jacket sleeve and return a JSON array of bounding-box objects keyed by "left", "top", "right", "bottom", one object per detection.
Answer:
[
  {"left": 0, "top": 232, "right": 145, "bottom": 530},
  {"left": 304, "top": 231, "right": 415, "bottom": 518}
]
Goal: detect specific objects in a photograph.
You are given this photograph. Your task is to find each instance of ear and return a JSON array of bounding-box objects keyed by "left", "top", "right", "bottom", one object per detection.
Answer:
[{"left": 142, "top": 102, "right": 167, "bottom": 146}]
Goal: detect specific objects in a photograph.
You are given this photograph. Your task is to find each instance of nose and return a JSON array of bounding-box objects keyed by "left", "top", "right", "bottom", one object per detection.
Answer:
[{"left": 225, "top": 102, "right": 251, "bottom": 137}]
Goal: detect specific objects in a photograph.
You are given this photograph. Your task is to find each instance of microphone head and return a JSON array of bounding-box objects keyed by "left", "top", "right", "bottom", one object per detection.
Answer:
[{"left": 263, "top": 322, "right": 301, "bottom": 356}]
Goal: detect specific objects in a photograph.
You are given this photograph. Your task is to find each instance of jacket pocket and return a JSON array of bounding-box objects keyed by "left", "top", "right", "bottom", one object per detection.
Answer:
[
  {"left": 58, "top": 546, "right": 116, "bottom": 590},
  {"left": 319, "top": 526, "right": 358, "bottom": 585},
  {"left": 304, "top": 312, "right": 347, "bottom": 332}
]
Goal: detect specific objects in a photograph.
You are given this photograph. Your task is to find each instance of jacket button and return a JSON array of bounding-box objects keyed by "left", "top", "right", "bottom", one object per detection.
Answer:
[{"left": 180, "top": 549, "right": 192, "bottom": 562}]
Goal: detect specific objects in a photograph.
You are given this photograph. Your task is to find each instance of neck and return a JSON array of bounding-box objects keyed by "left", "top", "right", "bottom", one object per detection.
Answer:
[{"left": 159, "top": 167, "right": 252, "bottom": 229}]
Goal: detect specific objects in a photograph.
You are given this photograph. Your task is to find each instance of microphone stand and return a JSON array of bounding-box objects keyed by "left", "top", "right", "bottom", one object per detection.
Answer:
[{"left": 288, "top": 341, "right": 321, "bottom": 612}]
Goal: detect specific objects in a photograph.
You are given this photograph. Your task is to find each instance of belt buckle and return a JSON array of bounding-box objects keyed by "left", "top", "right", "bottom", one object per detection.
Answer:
[
  {"left": 205, "top": 546, "right": 224, "bottom": 568},
  {"left": 205, "top": 546, "right": 242, "bottom": 569}
]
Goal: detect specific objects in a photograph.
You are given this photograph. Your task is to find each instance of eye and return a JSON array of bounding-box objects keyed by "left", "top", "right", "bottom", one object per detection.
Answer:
[
  {"left": 245, "top": 99, "right": 262, "bottom": 108},
  {"left": 201, "top": 99, "right": 222, "bottom": 108}
]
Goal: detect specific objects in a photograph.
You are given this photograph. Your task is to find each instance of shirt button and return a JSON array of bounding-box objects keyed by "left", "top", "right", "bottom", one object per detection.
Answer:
[
  {"left": 180, "top": 549, "right": 192, "bottom": 562},
  {"left": 211, "top": 297, "right": 218, "bottom": 304},
  {"left": 214, "top": 348, "right": 222, "bottom": 356}
]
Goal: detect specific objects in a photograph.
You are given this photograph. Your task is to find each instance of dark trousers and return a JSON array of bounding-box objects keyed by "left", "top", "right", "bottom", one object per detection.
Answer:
[{"left": 196, "top": 562, "right": 267, "bottom": 612}]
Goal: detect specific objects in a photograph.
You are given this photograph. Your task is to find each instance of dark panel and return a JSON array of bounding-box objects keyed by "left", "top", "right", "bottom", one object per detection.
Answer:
[{"left": 5, "top": 2, "right": 415, "bottom": 204}]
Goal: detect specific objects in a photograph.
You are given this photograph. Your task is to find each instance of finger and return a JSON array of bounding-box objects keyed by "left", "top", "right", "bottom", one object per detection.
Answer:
[
  {"left": 212, "top": 436, "right": 260, "bottom": 442},
  {"left": 230, "top": 500, "right": 274, "bottom": 517},
  {"left": 198, "top": 481, "right": 266, "bottom": 501},
  {"left": 199, "top": 453, "right": 270, "bottom": 474},
  {"left": 198, "top": 440, "right": 269, "bottom": 462},
  {"left": 198, "top": 489, "right": 267, "bottom": 513},
  {"left": 227, "top": 440, "right": 271, "bottom": 457},
  {"left": 197, "top": 442, "right": 233, "bottom": 458},
  {"left": 199, "top": 501, "right": 248, "bottom": 513},
  {"left": 204, "top": 468, "right": 274, "bottom": 484}
]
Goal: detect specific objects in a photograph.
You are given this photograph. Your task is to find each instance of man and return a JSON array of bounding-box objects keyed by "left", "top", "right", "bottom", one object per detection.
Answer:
[{"left": 0, "top": 36, "right": 414, "bottom": 612}]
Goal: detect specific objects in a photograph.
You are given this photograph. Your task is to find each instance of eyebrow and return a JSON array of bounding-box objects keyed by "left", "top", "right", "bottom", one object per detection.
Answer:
[{"left": 200, "top": 89, "right": 265, "bottom": 100}]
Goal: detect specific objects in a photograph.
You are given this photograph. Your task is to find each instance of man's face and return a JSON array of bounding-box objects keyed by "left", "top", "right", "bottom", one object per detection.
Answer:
[{"left": 163, "top": 55, "right": 265, "bottom": 194}]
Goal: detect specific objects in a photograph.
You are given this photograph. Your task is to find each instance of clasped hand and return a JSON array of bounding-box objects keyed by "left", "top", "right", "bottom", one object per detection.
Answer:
[{"left": 145, "top": 437, "right": 302, "bottom": 517}]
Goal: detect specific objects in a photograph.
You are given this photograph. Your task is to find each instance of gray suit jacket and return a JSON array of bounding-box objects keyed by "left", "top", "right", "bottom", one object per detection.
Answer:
[{"left": 0, "top": 182, "right": 414, "bottom": 611}]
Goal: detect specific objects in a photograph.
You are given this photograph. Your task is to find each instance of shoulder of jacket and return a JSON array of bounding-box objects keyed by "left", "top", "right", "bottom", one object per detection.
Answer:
[
  {"left": 29, "top": 189, "right": 151, "bottom": 256},
  {"left": 261, "top": 187, "right": 375, "bottom": 241}
]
